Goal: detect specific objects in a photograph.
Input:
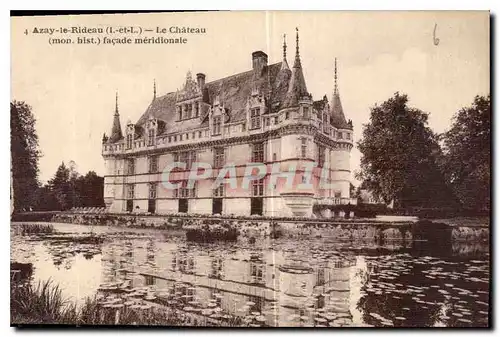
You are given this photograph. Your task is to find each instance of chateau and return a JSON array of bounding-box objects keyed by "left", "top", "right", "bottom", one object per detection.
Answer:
[{"left": 102, "top": 30, "right": 354, "bottom": 217}]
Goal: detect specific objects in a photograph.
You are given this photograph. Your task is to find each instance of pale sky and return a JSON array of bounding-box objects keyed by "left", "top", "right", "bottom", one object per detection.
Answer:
[{"left": 11, "top": 11, "right": 490, "bottom": 184}]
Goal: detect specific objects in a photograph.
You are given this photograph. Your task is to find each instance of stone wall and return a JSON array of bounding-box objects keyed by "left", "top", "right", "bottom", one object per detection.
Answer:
[{"left": 46, "top": 212, "right": 489, "bottom": 243}]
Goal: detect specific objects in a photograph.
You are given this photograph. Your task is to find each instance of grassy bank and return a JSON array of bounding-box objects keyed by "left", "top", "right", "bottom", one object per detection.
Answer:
[{"left": 11, "top": 279, "right": 242, "bottom": 326}]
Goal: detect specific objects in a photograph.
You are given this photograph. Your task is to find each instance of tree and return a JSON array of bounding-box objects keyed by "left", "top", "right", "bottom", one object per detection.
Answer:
[
  {"left": 48, "top": 162, "right": 71, "bottom": 210},
  {"left": 349, "top": 182, "right": 356, "bottom": 199},
  {"left": 441, "top": 95, "right": 490, "bottom": 211},
  {"left": 357, "top": 92, "right": 455, "bottom": 209},
  {"left": 41, "top": 163, "right": 105, "bottom": 210},
  {"left": 77, "top": 171, "right": 104, "bottom": 207},
  {"left": 11, "top": 101, "right": 41, "bottom": 212}
]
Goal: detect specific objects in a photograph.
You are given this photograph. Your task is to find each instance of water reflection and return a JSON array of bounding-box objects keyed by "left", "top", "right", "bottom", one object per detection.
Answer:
[{"left": 10, "top": 223, "right": 490, "bottom": 327}]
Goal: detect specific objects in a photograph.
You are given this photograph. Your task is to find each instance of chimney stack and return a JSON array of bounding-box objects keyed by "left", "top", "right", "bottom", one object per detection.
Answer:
[
  {"left": 196, "top": 73, "right": 206, "bottom": 89},
  {"left": 252, "top": 51, "right": 268, "bottom": 76}
]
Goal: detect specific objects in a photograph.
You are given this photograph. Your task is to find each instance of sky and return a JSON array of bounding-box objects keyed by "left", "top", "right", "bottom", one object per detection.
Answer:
[{"left": 11, "top": 11, "right": 490, "bottom": 185}]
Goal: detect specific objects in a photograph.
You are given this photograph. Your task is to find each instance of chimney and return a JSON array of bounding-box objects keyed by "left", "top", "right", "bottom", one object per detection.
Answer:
[
  {"left": 252, "top": 51, "right": 268, "bottom": 76},
  {"left": 196, "top": 73, "right": 206, "bottom": 89}
]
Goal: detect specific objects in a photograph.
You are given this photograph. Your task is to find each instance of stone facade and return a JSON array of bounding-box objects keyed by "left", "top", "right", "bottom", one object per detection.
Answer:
[{"left": 102, "top": 31, "right": 354, "bottom": 217}]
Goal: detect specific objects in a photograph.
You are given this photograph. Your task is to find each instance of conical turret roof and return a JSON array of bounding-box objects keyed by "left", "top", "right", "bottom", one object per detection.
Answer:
[
  {"left": 330, "top": 58, "right": 349, "bottom": 129},
  {"left": 282, "top": 28, "right": 309, "bottom": 108},
  {"left": 109, "top": 92, "right": 123, "bottom": 143}
]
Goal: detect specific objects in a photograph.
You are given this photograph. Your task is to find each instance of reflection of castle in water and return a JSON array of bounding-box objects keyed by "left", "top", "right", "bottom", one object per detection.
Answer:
[{"left": 99, "top": 240, "right": 360, "bottom": 326}]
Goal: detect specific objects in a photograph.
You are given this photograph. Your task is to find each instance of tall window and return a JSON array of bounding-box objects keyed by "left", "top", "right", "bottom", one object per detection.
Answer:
[
  {"left": 178, "top": 151, "right": 196, "bottom": 169},
  {"left": 149, "top": 183, "right": 157, "bottom": 215},
  {"left": 126, "top": 158, "right": 135, "bottom": 175},
  {"left": 126, "top": 134, "right": 133, "bottom": 149},
  {"left": 318, "top": 145, "right": 325, "bottom": 167},
  {"left": 214, "top": 147, "right": 225, "bottom": 168},
  {"left": 250, "top": 108, "right": 261, "bottom": 129},
  {"left": 213, "top": 183, "right": 224, "bottom": 197},
  {"left": 194, "top": 103, "right": 199, "bottom": 117},
  {"left": 323, "top": 114, "right": 329, "bottom": 134},
  {"left": 213, "top": 116, "right": 221, "bottom": 135},
  {"left": 252, "top": 142, "right": 264, "bottom": 162},
  {"left": 251, "top": 263, "right": 265, "bottom": 285},
  {"left": 177, "top": 181, "right": 196, "bottom": 198},
  {"left": 147, "top": 128, "right": 155, "bottom": 146},
  {"left": 303, "top": 106, "right": 310, "bottom": 119},
  {"left": 252, "top": 178, "right": 264, "bottom": 196},
  {"left": 300, "top": 138, "right": 307, "bottom": 158},
  {"left": 186, "top": 104, "right": 192, "bottom": 119},
  {"left": 126, "top": 184, "right": 135, "bottom": 199},
  {"left": 148, "top": 155, "right": 158, "bottom": 173},
  {"left": 338, "top": 132, "right": 343, "bottom": 140},
  {"left": 149, "top": 182, "right": 157, "bottom": 199}
]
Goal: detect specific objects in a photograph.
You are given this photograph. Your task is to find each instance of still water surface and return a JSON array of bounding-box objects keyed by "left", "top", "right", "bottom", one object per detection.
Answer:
[{"left": 11, "top": 223, "right": 490, "bottom": 327}]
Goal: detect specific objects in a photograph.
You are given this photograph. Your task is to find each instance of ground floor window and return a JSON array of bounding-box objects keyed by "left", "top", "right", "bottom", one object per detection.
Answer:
[
  {"left": 212, "top": 198, "right": 223, "bottom": 215},
  {"left": 250, "top": 197, "right": 263, "bottom": 216},
  {"left": 148, "top": 199, "right": 156, "bottom": 214},
  {"left": 126, "top": 199, "right": 133, "bottom": 212},
  {"left": 178, "top": 199, "right": 188, "bottom": 213}
]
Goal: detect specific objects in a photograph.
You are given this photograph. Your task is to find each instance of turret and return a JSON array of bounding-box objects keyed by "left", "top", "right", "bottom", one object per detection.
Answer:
[
  {"left": 109, "top": 92, "right": 123, "bottom": 143},
  {"left": 330, "top": 58, "right": 349, "bottom": 129},
  {"left": 282, "top": 28, "right": 310, "bottom": 108},
  {"left": 272, "top": 34, "right": 292, "bottom": 110}
]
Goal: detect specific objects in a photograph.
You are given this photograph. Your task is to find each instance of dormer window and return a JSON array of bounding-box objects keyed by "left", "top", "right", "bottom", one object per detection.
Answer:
[
  {"left": 194, "top": 103, "right": 199, "bottom": 117},
  {"left": 126, "top": 134, "right": 133, "bottom": 149},
  {"left": 213, "top": 116, "right": 222, "bottom": 136},
  {"left": 147, "top": 128, "right": 155, "bottom": 146},
  {"left": 177, "top": 106, "right": 183, "bottom": 120},
  {"left": 250, "top": 108, "right": 261, "bottom": 129}
]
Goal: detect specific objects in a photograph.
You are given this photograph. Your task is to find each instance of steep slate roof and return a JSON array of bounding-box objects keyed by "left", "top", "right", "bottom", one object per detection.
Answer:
[
  {"left": 330, "top": 91, "right": 349, "bottom": 129},
  {"left": 330, "top": 58, "right": 350, "bottom": 129},
  {"left": 135, "top": 62, "right": 284, "bottom": 135},
  {"left": 108, "top": 93, "right": 123, "bottom": 143},
  {"left": 106, "top": 38, "right": 352, "bottom": 143}
]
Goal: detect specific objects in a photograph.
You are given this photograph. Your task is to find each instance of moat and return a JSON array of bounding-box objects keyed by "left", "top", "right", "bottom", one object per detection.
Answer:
[{"left": 11, "top": 222, "right": 490, "bottom": 327}]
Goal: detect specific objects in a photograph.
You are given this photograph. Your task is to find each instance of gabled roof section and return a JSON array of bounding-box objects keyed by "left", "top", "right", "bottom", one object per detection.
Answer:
[{"left": 135, "top": 62, "right": 284, "bottom": 134}]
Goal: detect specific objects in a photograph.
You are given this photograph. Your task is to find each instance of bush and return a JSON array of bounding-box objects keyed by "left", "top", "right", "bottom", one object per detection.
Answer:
[
  {"left": 185, "top": 221, "right": 239, "bottom": 243},
  {"left": 411, "top": 220, "right": 452, "bottom": 244},
  {"left": 15, "top": 223, "right": 55, "bottom": 235}
]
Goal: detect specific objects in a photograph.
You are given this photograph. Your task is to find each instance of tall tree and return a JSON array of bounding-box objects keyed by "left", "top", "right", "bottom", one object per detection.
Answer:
[
  {"left": 48, "top": 162, "right": 71, "bottom": 210},
  {"left": 357, "top": 92, "right": 455, "bottom": 209},
  {"left": 11, "top": 101, "right": 41, "bottom": 212},
  {"left": 441, "top": 95, "right": 491, "bottom": 211},
  {"left": 79, "top": 171, "right": 105, "bottom": 207}
]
